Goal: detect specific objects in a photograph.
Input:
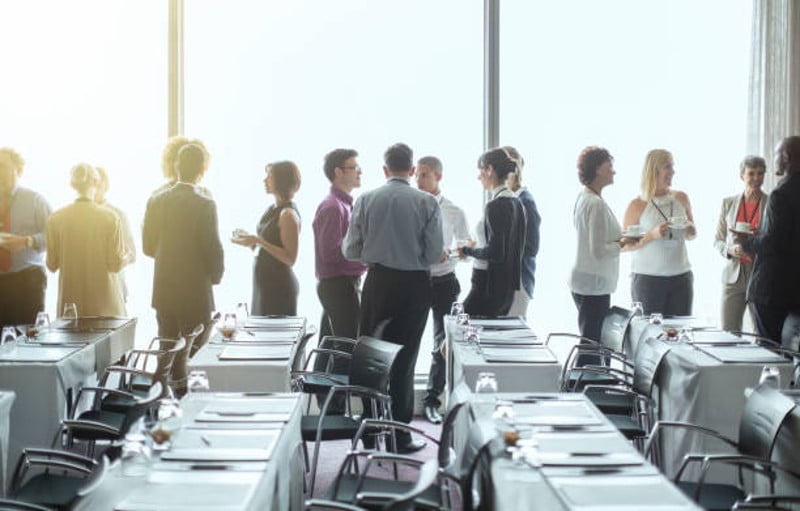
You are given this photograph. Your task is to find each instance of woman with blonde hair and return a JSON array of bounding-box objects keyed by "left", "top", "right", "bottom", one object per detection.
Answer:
[
  {"left": 152, "top": 136, "right": 212, "bottom": 198},
  {"left": 623, "top": 149, "right": 697, "bottom": 316},
  {"left": 46, "top": 163, "right": 126, "bottom": 317},
  {"left": 233, "top": 161, "right": 301, "bottom": 315}
]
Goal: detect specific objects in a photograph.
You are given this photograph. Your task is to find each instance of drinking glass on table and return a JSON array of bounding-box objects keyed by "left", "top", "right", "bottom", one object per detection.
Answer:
[
  {"left": 630, "top": 301, "right": 644, "bottom": 317},
  {"left": 235, "top": 302, "right": 249, "bottom": 325},
  {"left": 150, "top": 398, "right": 183, "bottom": 451},
  {"left": 121, "top": 431, "right": 152, "bottom": 476},
  {"left": 475, "top": 371, "right": 498, "bottom": 402},
  {"left": 648, "top": 312, "right": 663, "bottom": 325},
  {"left": 62, "top": 303, "right": 78, "bottom": 322},
  {"left": 34, "top": 312, "right": 50, "bottom": 332},
  {"left": 450, "top": 302, "right": 464, "bottom": 317},
  {"left": 188, "top": 370, "right": 210, "bottom": 393},
  {"left": 758, "top": 365, "right": 781, "bottom": 389},
  {"left": 1, "top": 327, "right": 17, "bottom": 346},
  {"left": 219, "top": 313, "right": 237, "bottom": 340}
]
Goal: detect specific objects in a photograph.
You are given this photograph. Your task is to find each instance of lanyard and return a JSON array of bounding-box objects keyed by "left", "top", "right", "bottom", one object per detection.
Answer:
[
  {"left": 738, "top": 194, "right": 761, "bottom": 225},
  {"left": 650, "top": 198, "right": 673, "bottom": 222}
]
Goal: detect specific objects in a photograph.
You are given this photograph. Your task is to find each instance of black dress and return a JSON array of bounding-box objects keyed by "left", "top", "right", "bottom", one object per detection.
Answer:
[{"left": 251, "top": 202, "right": 300, "bottom": 316}]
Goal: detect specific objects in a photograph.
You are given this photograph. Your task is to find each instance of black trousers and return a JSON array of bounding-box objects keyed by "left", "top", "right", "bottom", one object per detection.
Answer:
[
  {"left": 317, "top": 275, "right": 361, "bottom": 341},
  {"left": 571, "top": 292, "right": 609, "bottom": 367},
  {"left": 425, "top": 272, "right": 460, "bottom": 408},
  {"left": 0, "top": 266, "right": 46, "bottom": 329},
  {"left": 751, "top": 302, "right": 789, "bottom": 344},
  {"left": 157, "top": 310, "right": 212, "bottom": 394},
  {"left": 360, "top": 264, "right": 431, "bottom": 445},
  {"left": 631, "top": 271, "right": 693, "bottom": 316}
]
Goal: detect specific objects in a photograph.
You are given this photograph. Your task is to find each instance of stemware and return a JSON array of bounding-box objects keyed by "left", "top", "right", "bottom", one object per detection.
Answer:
[
  {"left": 1, "top": 326, "right": 17, "bottom": 345},
  {"left": 235, "top": 302, "right": 249, "bottom": 326},
  {"left": 450, "top": 302, "right": 464, "bottom": 317},
  {"left": 475, "top": 371, "right": 498, "bottom": 402},
  {"left": 150, "top": 398, "right": 183, "bottom": 451},
  {"left": 219, "top": 313, "right": 237, "bottom": 340},
  {"left": 188, "top": 369, "right": 210, "bottom": 393},
  {"left": 758, "top": 365, "right": 781, "bottom": 389}
]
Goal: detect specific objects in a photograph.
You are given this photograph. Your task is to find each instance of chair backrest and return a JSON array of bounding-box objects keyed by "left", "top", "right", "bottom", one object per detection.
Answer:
[
  {"left": 150, "top": 337, "right": 186, "bottom": 384},
  {"left": 738, "top": 383, "right": 797, "bottom": 459},
  {"left": 289, "top": 324, "right": 318, "bottom": 372},
  {"left": 601, "top": 306, "right": 634, "bottom": 352},
  {"left": 349, "top": 336, "right": 402, "bottom": 393},
  {"left": 438, "top": 399, "right": 469, "bottom": 469},
  {"left": 312, "top": 335, "right": 357, "bottom": 374},
  {"left": 781, "top": 312, "right": 800, "bottom": 351},
  {"left": 0, "top": 500, "right": 53, "bottom": 511},
  {"left": 383, "top": 459, "right": 439, "bottom": 511},
  {"left": 633, "top": 336, "right": 672, "bottom": 397},
  {"left": 120, "top": 381, "right": 164, "bottom": 434}
]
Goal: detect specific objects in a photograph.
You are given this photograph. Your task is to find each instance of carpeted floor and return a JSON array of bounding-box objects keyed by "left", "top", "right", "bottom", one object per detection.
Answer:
[{"left": 310, "top": 416, "right": 443, "bottom": 499}]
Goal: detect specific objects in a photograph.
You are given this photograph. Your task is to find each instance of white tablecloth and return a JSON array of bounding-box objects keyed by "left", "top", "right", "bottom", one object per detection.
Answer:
[
  {"left": 0, "top": 319, "right": 136, "bottom": 473},
  {"left": 0, "top": 391, "right": 15, "bottom": 495},
  {"left": 73, "top": 392, "right": 305, "bottom": 511}
]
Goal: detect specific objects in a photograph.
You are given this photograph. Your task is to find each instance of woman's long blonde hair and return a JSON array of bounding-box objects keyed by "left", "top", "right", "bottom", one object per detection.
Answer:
[{"left": 640, "top": 149, "right": 673, "bottom": 201}]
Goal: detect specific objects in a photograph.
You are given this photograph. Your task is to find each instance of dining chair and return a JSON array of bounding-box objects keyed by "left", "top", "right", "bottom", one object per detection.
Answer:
[
  {"left": 644, "top": 383, "right": 800, "bottom": 511},
  {"left": 57, "top": 381, "right": 163, "bottom": 457},
  {"left": 781, "top": 312, "right": 800, "bottom": 351},
  {"left": 733, "top": 495, "right": 800, "bottom": 510},
  {"left": 292, "top": 335, "right": 358, "bottom": 413},
  {"left": 9, "top": 449, "right": 108, "bottom": 510},
  {"left": 304, "top": 500, "right": 368, "bottom": 511},
  {"left": 301, "top": 337, "right": 402, "bottom": 495},
  {"left": 0, "top": 500, "right": 53, "bottom": 511},
  {"left": 600, "top": 306, "right": 636, "bottom": 353},
  {"left": 172, "top": 323, "right": 206, "bottom": 397}
]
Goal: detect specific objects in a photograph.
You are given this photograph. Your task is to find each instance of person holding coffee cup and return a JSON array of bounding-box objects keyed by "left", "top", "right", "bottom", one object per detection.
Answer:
[
  {"left": 569, "top": 147, "right": 637, "bottom": 345},
  {"left": 623, "top": 149, "right": 696, "bottom": 316},
  {"left": 713, "top": 155, "right": 767, "bottom": 331}
]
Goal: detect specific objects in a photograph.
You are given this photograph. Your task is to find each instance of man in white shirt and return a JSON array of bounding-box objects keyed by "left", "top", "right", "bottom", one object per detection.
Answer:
[{"left": 415, "top": 156, "right": 469, "bottom": 424}]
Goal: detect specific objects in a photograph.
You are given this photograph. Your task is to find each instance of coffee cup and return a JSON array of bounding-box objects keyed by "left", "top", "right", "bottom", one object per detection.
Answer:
[
  {"left": 669, "top": 215, "right": 687, "bottom": 228},
  {"left": 735, "top": 221, "right": 751, "bottom": 233},
  {"left": 626, "top": 225, "right": 641, "bottom": 236}
]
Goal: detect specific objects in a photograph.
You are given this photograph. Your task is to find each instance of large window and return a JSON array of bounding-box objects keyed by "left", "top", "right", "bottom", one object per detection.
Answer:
[
  {"left": 0, "top": 2, "right": 167, "bottom": 332},
  {"left": 184, "top": 0, "right": 483, "bottom": 372},
  {"left": 500, "top": 1, "right": 753, "bottom": 334}
]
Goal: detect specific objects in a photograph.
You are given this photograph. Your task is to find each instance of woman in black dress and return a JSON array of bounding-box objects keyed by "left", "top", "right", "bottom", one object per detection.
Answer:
[{"left": 233, "top": 161, "right": 301, "bottom": 315}]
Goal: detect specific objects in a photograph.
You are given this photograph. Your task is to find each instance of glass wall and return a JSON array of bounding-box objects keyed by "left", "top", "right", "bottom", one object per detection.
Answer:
[
  {"left": 184, "top": 0, "right": 483, "bottom": 372},
  {"left": 500, "top": 1, "right": 753, "bottom": 335},
  {"left": 0, "top": 1, "right": 167, "bottom": 332}
]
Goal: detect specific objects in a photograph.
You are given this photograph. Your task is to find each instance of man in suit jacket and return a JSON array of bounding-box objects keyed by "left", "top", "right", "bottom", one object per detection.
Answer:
[
  {"left": 742, "top": 136, "right": 800, "bottom": 342},
  {"left": 713, "top": 156, "right": 767, "bottom": 331},
  {"left": 143, "top": 143, "right": 224, "bottom": 395}
]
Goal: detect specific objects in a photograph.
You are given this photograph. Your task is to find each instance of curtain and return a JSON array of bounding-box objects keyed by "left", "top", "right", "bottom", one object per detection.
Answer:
[{"left": 747, "top": 0, "right": 800, "bottom": 189}]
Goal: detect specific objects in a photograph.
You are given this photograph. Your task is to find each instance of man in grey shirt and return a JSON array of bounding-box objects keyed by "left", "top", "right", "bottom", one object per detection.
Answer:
[
  {"left": 343, "top": 142, "right": 443, "bottom": 453},
  {"left": 0, "top": 147, "right": 51, "bottom": 329}
]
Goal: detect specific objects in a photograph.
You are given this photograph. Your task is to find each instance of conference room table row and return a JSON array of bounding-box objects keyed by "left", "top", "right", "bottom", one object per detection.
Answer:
[
  {"left": 73, "top": 392, "right": 305, "bottom": 511},
  {"left": 0, "top": 317, "right": 136, "bottom": 492}
]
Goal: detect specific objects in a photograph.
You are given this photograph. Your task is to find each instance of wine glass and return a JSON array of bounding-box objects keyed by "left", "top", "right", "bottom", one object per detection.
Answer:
[
  {"left": 219, "top": 313, "right": 237, "bottom": 340},
  {"left": 188, "top": 370, "right": 210, "bottom": 393},
  {"left": 456, "top": 312, "right": 470, "bottom": 326},
  {"left": 630, "top": 301, "right": 644, "bottom": 316},
  {"left": 648, "top": 312, "right": 663, "bottom": 325},
  {"left": 34, "top": 312, "right": 50, "bottom": 333},
  {"left": 150, "top": 398, "right": 183, "bottom": 451},
  {"left": 758, "top": 365, "right": 781, "bottom": 389},
  {"left": 475, "top": 372, "right": 498, "bottom": 402},
  {"left": 62, "top": 303, "right": 78, "bottom": 322},
  {"left": 1, "top": 327, "right": 17, "bottom": 346},
  {"left": 235, "top": 302, "right": 249, "bottom": 326},
  {"left": 450, "top": 302, "right": 464, "bottom": 317}
]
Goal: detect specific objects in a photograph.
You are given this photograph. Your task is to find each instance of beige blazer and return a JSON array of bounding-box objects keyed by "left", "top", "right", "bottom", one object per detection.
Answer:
[
  {"left": 46, "top": 199, "right": 126, "bottom": 317},
  {"left": 713, "top": 193, "right": 767, "bottom": 285}
]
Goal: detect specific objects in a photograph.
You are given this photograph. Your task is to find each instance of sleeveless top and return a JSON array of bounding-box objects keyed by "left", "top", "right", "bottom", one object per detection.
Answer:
[
  {"left": 631, "top": 192, "right": 691, "bottom": 276},
  {"left": 252, "top": 201, "right": 300, "bottom": 315}
]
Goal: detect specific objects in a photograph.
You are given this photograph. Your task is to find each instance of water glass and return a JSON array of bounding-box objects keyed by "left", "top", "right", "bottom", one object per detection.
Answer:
[
  {"left": 121, "top": 432, "right": 152, "bottom": 476},
  {"left": 630, "top": 301, "right": 644, "bottom": 316},
  {"left": 456, "top": 312, "right": 470, "bottom": 326},
  {"left": 62, "top": 303, "right": 78, "bottom": 321},
  {"left": 759, "top": 365, "right": 781, "bottom": 389},
  {"left": 150, "top": 398, "right": 183, "bottom": 451},
  {"left": 188, "top": 370, "right": 210, "bottom": 393},
  {"left": 219, "top": 313, "right": 237, "bottom": 340},
  {"left": 475, "top": 372, "right": 498, "bottom": 400},
  {"left": 450, "top": 302, "right": 464, "bottom": 316},
  {"left": 1, "top": 327, "right": 17, "bottom": 345},
  {"left": 648, "top": 312, "right": 663, "bottom": 325},
  {"left": 34, "top": 312, "right": 50, "bottom": 332},
  {"left": 235, "top": 302, "right": 249, "bottom": 325}
]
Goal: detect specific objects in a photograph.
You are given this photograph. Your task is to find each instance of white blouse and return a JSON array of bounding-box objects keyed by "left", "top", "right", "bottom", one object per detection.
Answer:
[
  {"left": 569, "top": 189, "right": 622, "bottom": 295},
  {"left": 631, "top": 192, "right": 691, "bottom": 277}
]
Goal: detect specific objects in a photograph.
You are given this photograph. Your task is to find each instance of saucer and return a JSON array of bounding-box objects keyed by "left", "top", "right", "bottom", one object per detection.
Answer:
[
  {"left": 728, "top": 227, "right": 753, "bottom": 236},
  {"left": 620, "top": 232, "right": 644, "bottom": 240}
]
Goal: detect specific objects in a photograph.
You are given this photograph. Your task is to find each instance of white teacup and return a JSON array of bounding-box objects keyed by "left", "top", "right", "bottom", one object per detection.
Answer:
[
  {"left": 626, "top": 225, "right": 641, "bottom": 236},
  {"left": 669, "top": 215, "right": 688, "bottom": 228},
  {"left": 735, "top": 221, "right": 751, "bottom": 233}
]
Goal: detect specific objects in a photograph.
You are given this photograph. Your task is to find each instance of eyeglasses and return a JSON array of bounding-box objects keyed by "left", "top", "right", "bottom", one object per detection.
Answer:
[{"left": 341, "top": 165, "right": 361, "bottom": 172}]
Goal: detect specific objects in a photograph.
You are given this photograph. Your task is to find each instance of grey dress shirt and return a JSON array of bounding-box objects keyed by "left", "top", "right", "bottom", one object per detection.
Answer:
[
  {"left": 343, "top": 177, "right": 443, "bottom": 271},
  {"left": 3, "top": 186, "right": 51, "bottom": 273}
]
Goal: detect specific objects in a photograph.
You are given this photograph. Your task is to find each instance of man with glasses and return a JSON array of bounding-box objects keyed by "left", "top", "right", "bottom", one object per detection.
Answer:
[
  {"left": 740, "top": 135, "right": 800, "bottom": 342},
  {"left": 0, "top": 147, "right": 51, "bottom": 329},
  {"left": 344, "top": 143, "right": 443, "bottom": 453},
  {"left": 314, "top": 149, "right": 368, "bottom": 341},
  {"left": 415, "top": 156, "right": 469, "bottom": 424}
]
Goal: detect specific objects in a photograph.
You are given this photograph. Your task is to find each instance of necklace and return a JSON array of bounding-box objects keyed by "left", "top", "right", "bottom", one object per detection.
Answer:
[{"left": 738, "top": 193, "right": 761, "bottom": 225}]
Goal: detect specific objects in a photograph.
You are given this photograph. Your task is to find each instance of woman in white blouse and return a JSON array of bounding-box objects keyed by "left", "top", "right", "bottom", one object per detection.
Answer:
[
  {"left": 623, "top": 149, "right": 697, "bottom": 316},
  {"left": 569, "top": 147, "right": 636, "bottom": 342}
]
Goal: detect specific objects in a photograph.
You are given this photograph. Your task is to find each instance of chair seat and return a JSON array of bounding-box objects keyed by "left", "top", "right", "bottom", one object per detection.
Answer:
[
  {"left": 566, "top": 371, "right": 618, "bottom": 391},
  {"left": 301, "top": 415, "right": 361, "bottom": 442},
  {"left": 14, "top": 473, "right": 85, "bottom": 508},
  {"left": 302, "top": 373, "right": 349, "bottom": 394},
  {"left": 605, "top": 414, "right": 646, "bottom": 439},
  {"left": 328, "top": 474, "right": 440, "bottom": 510},
  {"left": 100, "top": 388, "right": 148, "bottom": 414},
  {"left": 676, "top": 481, "right": 745, "bottom": 511},
  {"left": 587, "top": 391, "right": 637, "bottom": 415},
  {"left": 71, "top": 410, "right": 126, "bottom": 440}
]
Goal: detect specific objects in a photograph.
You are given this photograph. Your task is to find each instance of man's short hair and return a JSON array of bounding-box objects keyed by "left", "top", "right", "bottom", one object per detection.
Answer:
[
  {"left": 0, "top": 147, "right": 25, "bottom": 176},
  {"left": 323, "top": 149, "right": 358, "bottom": 182},
  {"left": 739, "top": 155, "right": 766, "bottom": 175},
  {"left": 384, "top": 143, "right": 413, "bottom": 173},
  {"left": 176, "top": 144, "right": 206, "bottom": 182},
  {"left": 417, "top": 156, "right": 442, "bottom": 175}
]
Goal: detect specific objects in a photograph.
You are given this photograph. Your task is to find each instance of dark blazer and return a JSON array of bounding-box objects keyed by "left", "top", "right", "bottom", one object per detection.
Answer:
[
  {"left": 143, "top": 183, "right": 224, "bottom": 320},
  {"left": 517, "top": 188, "right": 541, "bottom": 298},
  {"left": 745, "top": 173, "right": 800, "bottom": 309},
  {"left": 463, "top": 192, "right": 526, "bottom": 316}
]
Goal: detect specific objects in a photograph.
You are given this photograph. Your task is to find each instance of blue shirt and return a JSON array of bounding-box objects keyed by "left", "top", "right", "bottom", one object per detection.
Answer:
[
  {"left": 2, "top": 186, "right": 51, "bottom": 273},
  {"left": 517, "top": 187, "right": 541, "bottom": 297},
  {"left": 343, "top": 177, "right": 443, "bottom": 271}
]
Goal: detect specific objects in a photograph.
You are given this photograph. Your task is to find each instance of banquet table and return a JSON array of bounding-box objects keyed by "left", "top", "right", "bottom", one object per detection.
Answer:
[
  {"left": 630, "top": 321, "right": 794, "bottom": 479},
  {"left": 0, "top": 318, "right": 136, "bottom": 478},
  {"left": 188, "top": 317, "right": 306, "bottom": 392},
  {"left": 0, "top": 391, "right": 15, "bottom": 495},
  {"left": 445, "top": 316, "right": 560, "bottom": 399},
  {"left": 73, "top": 392, "right": 305, "bottom": 511},
  {"left": 461, "top": 392, "right": 700, "bottom": 510}
]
